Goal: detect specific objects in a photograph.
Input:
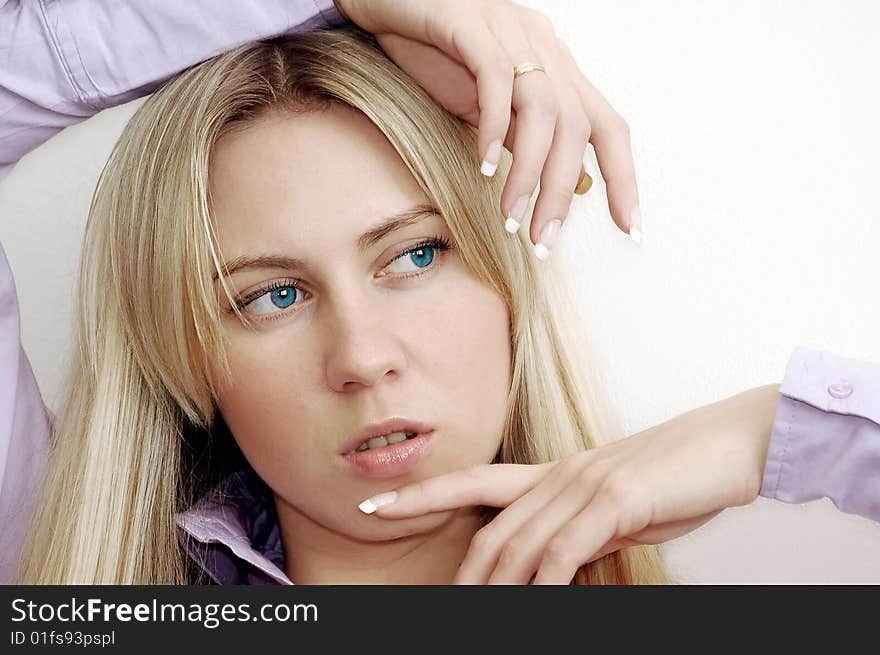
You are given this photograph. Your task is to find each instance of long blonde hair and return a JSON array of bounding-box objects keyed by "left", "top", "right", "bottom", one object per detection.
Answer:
[{"left": 16, "top": 25, "right": 670, "bottom": 584}]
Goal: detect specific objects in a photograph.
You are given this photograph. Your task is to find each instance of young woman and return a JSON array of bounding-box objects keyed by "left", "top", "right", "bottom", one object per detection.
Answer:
[
  {"left": 8, "top": 24, "right": 669, "bottom": 585},
  {"left": 0, "top": 1, "right": 880, "bottom": 582}
]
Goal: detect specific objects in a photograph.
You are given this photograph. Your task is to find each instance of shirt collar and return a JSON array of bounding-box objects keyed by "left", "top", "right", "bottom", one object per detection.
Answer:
[{"left": 175, "top": 464, "right": 293, "bottom": 585}]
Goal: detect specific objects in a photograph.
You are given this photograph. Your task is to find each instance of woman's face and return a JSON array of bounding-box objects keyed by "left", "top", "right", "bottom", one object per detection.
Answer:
[{"left": 208, "top": 105, "right": 512, "bottom": 541}]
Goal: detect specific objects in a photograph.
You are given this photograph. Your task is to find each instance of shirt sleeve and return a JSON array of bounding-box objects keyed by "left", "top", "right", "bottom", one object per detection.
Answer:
[
  {"left": 760, "top": 347, "right": 880, "bottom": 522},
  {"left": 0, "top": 243, "right": 54, "bottom": 584},
  {"left": 0, "top": 0, "right": 346, "bottom": 178}
]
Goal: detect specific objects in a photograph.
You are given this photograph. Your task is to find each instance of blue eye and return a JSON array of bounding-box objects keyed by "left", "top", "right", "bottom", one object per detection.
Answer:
[
  {"left": 235, "top": 236, "right": 452, "bottom": 320},
  {"left": 244, "top": 285, "right": 299, "bottom": 315},
  {"left": 386, "top": 245, "right": 435, "bottom": 274}
]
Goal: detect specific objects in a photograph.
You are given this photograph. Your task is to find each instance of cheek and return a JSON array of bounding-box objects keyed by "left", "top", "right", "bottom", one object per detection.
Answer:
[
  {"left": 414, "top": 273, "right": 512, "bottom": 466},
  {"left": 215, "top": 338, "right": 319, "bottom": 477},
  {"left": 425, "top": 282, "right": 510, "bottom": 392}
]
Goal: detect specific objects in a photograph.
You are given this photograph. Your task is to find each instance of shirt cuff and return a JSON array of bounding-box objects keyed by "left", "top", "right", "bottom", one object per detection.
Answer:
[
  {"left": 760, "top": 347, "right": 880, "bottom": 521},
  {"left": 776, "top": 346, "right": 880, "bottom": 425}
]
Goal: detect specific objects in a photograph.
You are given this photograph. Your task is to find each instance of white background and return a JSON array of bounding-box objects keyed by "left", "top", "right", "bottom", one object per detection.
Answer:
[{"left": 1, "top": 1, "right": 878, "bottom": 582}]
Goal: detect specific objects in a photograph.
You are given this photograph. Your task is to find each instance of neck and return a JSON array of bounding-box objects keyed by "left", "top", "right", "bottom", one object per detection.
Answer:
[{"left": 274, "top": 496, "right": 485, "bottom": 585}]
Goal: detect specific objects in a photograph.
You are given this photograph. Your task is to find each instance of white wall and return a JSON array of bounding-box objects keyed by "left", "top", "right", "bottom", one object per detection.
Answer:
[{"left": 1, "top": 0, "right": 878, "bottom": 582}]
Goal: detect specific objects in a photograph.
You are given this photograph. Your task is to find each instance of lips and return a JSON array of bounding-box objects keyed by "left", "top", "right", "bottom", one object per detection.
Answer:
[
  {"left": 339, "top": 417, "right": 435, "bottom": 455},
  {"left": 342, "top": 431, "right": 437, "bottom": 479}
]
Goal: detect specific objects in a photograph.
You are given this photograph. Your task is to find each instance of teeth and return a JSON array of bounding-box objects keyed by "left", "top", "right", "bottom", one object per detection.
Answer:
[
  {"left": 354, "top": 431, "right": 417, "bottom": 452},
  {"left": 367, "top": 436, "right": 389, "bottom": 449}
]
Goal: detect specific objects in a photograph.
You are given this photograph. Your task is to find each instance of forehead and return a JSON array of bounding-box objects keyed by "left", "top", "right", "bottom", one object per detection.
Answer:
[{"left": 208, "top": 105, "right": 428, "bottom": 249}]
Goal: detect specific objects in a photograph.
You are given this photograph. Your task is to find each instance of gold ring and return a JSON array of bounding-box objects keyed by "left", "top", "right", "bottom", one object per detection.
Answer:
[
  {"left": 513, "top": 62, "right": 546, "bottom": 79},
  {"left": 512, "top": 61, "right": 588, "bottom": 196},
  {"left": 574, "top": 168, "right": 593, "bottom": 195}
]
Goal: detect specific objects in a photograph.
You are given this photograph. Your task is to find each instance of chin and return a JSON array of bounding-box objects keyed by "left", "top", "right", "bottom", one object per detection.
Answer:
[{"left": 350, "top": 509, "right": 459, "bottom": 542}]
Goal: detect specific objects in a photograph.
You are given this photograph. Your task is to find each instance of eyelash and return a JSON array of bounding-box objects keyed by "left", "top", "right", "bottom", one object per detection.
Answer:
[{"left": 231, "top": 235, "right": 453, "bottom": 320}]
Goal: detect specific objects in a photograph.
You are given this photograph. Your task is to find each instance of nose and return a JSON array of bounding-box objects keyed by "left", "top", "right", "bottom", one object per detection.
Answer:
[{"left": 323, "top": 291, "right": 407, "bottom": 393}]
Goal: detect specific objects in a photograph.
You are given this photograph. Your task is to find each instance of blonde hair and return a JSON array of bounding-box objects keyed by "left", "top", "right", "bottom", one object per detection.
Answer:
[{"left": 16, "top": 25, "right": 670, "bottom": 584}]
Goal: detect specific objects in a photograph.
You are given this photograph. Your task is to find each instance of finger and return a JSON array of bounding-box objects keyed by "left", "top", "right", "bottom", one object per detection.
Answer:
[
  {"left": 373, "top": 7, "right": 516, "bottom": 176},
  {"left": 380, "top": 21, "right": 513, "bottom": 170},
  {"left": 495, "top": 61, "right": 558, "bottom": 239},
  {"left": 486, "top": 464, "right": 606, "bottom": 584},
  {"left": 481, "top": 15, "right": 557, "bottom": 237},
  {"left": 374, "top": 34, "right": 480, "bottom": 123},
  {"left": 527, "top": 94, "right": 591, "bottom": 259},
  {"left": 454, "top": 453, "right": 595, "bottom": 584},
  {"left": 532, "top": 492, "right": 618, "bottom": 585},
  {"left": 452, "top": 22, "right": 515, "bottom": 179},
  {"left": 362, "top": 462, "right": 555, "bottom": 519},
  {"left": 557, "top": 40, "right": 640, "bottom": 238},
  {"left": 497, "top": 113, "right": 588, "bottom": 235},
  {"left": 376, "top": 34, "right": 522, "bottom": 152}
]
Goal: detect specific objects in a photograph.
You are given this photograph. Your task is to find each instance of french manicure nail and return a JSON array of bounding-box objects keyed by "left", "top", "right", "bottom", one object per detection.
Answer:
[
  {"left": 505, "top": 194, "right": 529, "bottom": 234},
  {"left": 480, "top": 139, "right": 503, "bottom": 177},
  {"left": 357, "top": 491, "right": 398, "bottom": 514},
  {"left": 534, "top": 219, "right": 562, "bottom": 261},
  {"left": 630, "top": 205, "right": 643, "bottom": 244}
]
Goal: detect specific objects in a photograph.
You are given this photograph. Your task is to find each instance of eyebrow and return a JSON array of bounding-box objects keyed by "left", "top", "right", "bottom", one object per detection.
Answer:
[{"left": 213, "top": 203, "right": 440, "bottom": 280}]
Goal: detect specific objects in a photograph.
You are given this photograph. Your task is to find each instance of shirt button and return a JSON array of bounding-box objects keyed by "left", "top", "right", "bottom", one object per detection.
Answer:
[{"left": 827, "top": 382, "right": 853, "bottom": 399}]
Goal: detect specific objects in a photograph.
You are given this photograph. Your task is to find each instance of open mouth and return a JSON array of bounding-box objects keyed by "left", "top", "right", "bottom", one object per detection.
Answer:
[
  {"left": 343, "top": 430, "right": 437, "bottom": 479},
  {"left": 354, "top": 431, "right": 419, "bottom": 452}
]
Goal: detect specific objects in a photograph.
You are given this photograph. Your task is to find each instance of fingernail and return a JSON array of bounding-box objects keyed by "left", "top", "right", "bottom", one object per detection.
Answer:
[
  {"left": 480, "top": 139, "right": 503, "bottom": 177},
  {"left": 630, "top": 205, "right": 643, "bottom": 244},
  {"left": 358, "top": 491, "right": 398, "bottom": 514},
  {"left": 505, "top": 194, "right": 529, "bottom": 234},
  {"left": 534, "top": 219, "right": 562, "bottom": 261}
]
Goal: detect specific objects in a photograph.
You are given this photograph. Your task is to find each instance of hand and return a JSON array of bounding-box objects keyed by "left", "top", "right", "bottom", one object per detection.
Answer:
[
  {"left": 332, "top": 0, "right": 643, "bottom": 251},
  {"left": 358, "top": 384, "right": 782, "bottom": 584}
]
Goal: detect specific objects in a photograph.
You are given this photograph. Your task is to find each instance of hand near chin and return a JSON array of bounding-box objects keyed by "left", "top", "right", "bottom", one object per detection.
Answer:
[{"left": 359, "top": 384, "right": 781, "bottom": 584}]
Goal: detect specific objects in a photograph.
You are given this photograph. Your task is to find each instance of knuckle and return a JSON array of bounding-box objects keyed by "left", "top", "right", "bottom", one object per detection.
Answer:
[
  {"left": 470, "top": 526, "right": 499, "bottom": 554},
  {"left": 535, "top": 93, "right": 560, "bottom": 120},
  {"left": 525, "top": 10, "right": 556, "bottom": 37},
  {"left": 610, "top": 112, "right": 631, "bottom": 138},
  {"left": 574, "top": 449, "right": 595, "bottom": 467},
  {"left": 560, "top": 450, "right": 591, "bottom": 475},
  {"left": 538, "top": 184, "right": 575, "bottom": 210},
  {"left": 599, "top": 468, "right": 637, "bottom": 506},
  {"left": 497, "top": 539, "right": 527, "bottom": 568},
  {"left": 509, "top": 164, "right": 543, "bottom": 194},
  {"left": 490, "top": 0, "right": 518, "bottom": 21},
  {"left": 556, "top": 37, "right": 574, "bottom": 59},
  {"left": 462, "top": 463, "right": 486, "bottom": 485},
  {"left": 575, "top": 464, "right": 597, "bottom": 489},
  {"left": 543, "top": 536, "right": 574, "bottom": 567}
]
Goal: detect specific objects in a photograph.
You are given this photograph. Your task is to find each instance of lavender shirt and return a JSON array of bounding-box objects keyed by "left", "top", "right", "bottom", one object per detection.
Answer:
[{"left": 1, "top": 1, "right": 877, "bottom": 586}]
